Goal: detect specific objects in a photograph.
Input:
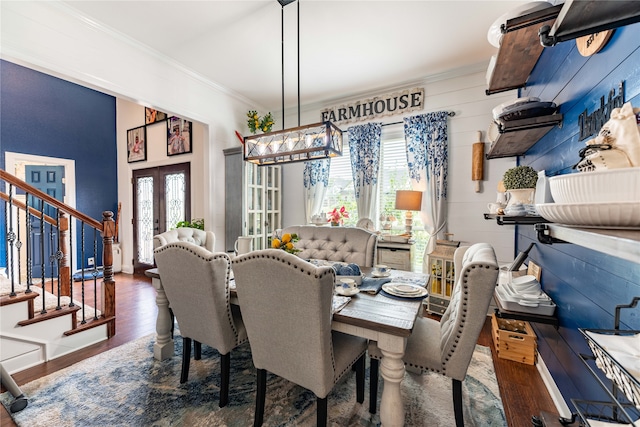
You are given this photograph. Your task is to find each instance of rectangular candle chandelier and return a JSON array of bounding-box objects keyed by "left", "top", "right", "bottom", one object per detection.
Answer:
[
  {"left": 244, "top": 121, "right": 342, "bottom": 165},
  {"left": 244, "top": 0, "right": 343, "bottom": 166}
]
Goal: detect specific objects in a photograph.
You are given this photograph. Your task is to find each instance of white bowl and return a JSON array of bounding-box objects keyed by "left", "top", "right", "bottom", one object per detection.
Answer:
[{"left": 548, "top": 167, "right": 640, "bottom": 204}]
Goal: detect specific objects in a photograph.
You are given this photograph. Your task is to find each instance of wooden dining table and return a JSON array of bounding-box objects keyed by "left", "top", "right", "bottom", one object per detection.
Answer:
[{"left": 145, "top": 265, "right": 428, "bottom": 427}]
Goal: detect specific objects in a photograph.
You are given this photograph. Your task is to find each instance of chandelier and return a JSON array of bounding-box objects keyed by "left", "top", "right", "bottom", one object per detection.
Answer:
[{"left": 244, "top": 0, "right": 343, "bottom": 165}]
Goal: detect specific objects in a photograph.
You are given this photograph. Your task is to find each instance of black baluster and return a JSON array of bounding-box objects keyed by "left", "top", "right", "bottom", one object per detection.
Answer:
[
  {"left": 25, "top": 193, "right": 32, "bottom": 294},
  {"left": 48, "top": 213, "right": 59, "bottom": 310},
  {"left": 39, "top": 199, "right": 46, "bottom": 315},
  {"left": 80, "top": 221, "right": 86, "bottom": 324},
  {"left": 15, "top": 205, "right": 22, "bottom": 285},
  {"left": 54, "top": 207, "right": 62, "bottom": 310},
  {"left": 92, "top": 227, "right": 99, "bottom": 320},
  {"left": 68, "top": 217, "right": 73, "bottom": 304},
  {"left": 5, "top": 186, "right": 15, "bottom": 296}
]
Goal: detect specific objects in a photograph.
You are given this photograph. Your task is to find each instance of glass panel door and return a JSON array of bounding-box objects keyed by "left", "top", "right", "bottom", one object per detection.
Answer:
[{"left": 132, "top": 163, "right": 190, "bottom": 272}]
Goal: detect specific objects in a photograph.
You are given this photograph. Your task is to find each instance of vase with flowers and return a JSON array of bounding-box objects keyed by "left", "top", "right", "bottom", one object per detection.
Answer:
[
  {"left": 271, "top": 232, "right": 301, "bottom": 254},
  {"left": 328, "top": 206, "right": 349, "bottom": 226},
  {"left": 247, "top": 110, "right": 275, "bottom": 134}
]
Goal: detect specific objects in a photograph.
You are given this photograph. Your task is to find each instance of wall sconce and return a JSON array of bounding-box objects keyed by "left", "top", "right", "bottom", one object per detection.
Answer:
[{"left": 395, "top": 190, "right": 423, "bottom": 236}]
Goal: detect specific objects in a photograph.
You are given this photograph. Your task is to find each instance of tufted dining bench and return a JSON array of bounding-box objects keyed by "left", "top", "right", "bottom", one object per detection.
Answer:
[{"left": 279, "top": 225, "right": 378, "bottom": 267}]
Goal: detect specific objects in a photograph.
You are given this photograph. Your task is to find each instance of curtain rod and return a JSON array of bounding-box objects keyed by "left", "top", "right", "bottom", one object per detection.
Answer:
[{"left": 381, "top": 111, "right": 455, "bottom": 127}]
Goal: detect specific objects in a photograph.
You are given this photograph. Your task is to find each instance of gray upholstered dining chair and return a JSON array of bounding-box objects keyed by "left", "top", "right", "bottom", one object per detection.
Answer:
[
  {"left": 153, "top": 242, "right": 247, "bottom": 408},
  {"left": 232, "top": 249, "right": 367, "bottom": 427},
  {"left": 368, "top": 242, "right": 499, "bottom": 427}
]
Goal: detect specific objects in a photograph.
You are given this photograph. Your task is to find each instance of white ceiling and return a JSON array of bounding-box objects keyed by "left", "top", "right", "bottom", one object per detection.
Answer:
[{"left": 62, "top": 0, "right": 539, "bottom": 111}]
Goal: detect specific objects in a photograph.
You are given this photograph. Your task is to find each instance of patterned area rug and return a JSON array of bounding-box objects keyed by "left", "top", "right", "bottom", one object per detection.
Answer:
[{"left": 2, "top": 335, "right": 506, "bottom": 426}]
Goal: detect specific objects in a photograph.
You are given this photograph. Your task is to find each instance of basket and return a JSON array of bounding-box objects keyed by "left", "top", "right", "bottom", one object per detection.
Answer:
[
  {"left": 572, "top": 399, "right": 640, "bottom": 426},
  {"left": 491, "top": 314, "right": 537, "bottom": 365},
  {"left": 580, "top": 328, "right": 640, "bottom": 410}
]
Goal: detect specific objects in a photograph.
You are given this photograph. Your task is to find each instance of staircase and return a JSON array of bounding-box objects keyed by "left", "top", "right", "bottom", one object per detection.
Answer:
[{"left": 0, "top": 170, "right": 116, "bottom": 375}]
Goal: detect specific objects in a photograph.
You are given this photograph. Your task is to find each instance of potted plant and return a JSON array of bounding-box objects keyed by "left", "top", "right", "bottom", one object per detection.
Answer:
[
  {"left": 502, "top": 166, "right": 538, "bottom": 207},
  {"left": 174, "top": 218, "right": 204, "bottom": 230}
]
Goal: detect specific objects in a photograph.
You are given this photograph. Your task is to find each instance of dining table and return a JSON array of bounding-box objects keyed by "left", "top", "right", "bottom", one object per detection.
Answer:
[{"left": 145, "top": 263, "right": 428, "bottom": 427}]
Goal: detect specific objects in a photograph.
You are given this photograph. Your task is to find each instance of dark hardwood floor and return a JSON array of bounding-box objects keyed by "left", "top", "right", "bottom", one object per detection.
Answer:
[{"left": 2, "top": 272, "right": 557, "bottom": 426}]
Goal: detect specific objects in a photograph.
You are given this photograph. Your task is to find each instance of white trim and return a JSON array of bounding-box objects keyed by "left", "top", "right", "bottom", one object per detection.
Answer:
[
  {"left": 537, "top": 354, "right": 573, "bottom": 419},
  {"left": 4, "top": 152, "right": 78, "bottom": 273}
]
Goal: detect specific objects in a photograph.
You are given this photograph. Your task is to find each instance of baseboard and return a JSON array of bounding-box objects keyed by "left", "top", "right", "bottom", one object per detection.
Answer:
[{"left": 537, "top": 354, "right": 573, "bottom": 419}]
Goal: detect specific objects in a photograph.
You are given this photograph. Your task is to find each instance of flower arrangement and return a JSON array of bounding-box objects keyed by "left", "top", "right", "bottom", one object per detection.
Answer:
[
  {"left": 271, "top": 232, "right": 300, "bottom": 254},
  {"left": 174, "top": 218, "right": 204, "bottom": 230},
  {"left": 502, "top": 165, "right": 538, "bottom": 190},
  {"left": 328, "top": 206, "right": 349, "bottom": 225},
  {"left": 247, "top": 110, "right": 275, "bottom": 134}
]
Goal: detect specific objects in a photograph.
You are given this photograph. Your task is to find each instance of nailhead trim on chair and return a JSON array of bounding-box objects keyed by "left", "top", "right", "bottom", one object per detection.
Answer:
[{"left": 155, "top": 243, "right": 245, "bottom": 344}]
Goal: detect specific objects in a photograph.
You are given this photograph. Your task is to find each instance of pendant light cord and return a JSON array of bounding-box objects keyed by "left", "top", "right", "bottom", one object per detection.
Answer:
[
  {"left": 281, "top": 3, "right": 285, "bottom": 131},
  {"left": 280, "top": 0, "right": 301, "bottom": 130},
  {"left": 297, "top": 0, "right": 300, "bottom": 127}
]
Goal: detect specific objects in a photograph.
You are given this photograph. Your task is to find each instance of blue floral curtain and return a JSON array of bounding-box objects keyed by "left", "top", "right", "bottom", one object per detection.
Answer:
[
  {"left": 303, "top": 159, "right": 330, "bottom": 224},
  {"left": 404, "top": 111, "right": 449, "bottom": 265},
  {"left": 348, "top": 122, "right": 382, "bottom": 221}
]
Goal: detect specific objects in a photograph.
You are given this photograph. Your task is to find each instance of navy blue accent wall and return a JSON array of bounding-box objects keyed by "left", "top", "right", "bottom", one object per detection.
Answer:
[
  {"left": 514, "top": 24, "right": 640, "bottom": 407},
  {"left": 0, "top": 60, "right": 117, "bottom": 266}
]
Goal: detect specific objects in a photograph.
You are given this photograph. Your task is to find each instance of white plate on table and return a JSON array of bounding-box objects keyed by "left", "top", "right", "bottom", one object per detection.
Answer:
[
  {"left": 382, "top": 283, "right": 427, "bottom": 298},
  {"left": 371, "top": 271, "right": 391, "bottom": 278},
  {"left": 335, "top": 287, "right": 359, "bottom": 297}
]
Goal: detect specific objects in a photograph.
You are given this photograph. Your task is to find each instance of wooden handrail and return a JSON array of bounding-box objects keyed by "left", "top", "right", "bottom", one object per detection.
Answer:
[
  {"left": 0, "top": 192, "right": 58, "bottom": 226},
  {"left": 0, "top": 170, "right": 102, "bottom": 230},
  {"left": 2, "top": 169, "right": 117, "bottom": 338}
]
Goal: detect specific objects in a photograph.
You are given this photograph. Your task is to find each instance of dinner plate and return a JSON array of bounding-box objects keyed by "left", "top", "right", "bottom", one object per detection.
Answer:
[
  {"left": 382, "top": 283, "right": 427, "bottom": 298},
  {"left": 371, "top": 271, "right": 391, "bottom": 278},
  {"left": 335, "top": 287, "right": 359, "bottom": 297},
  {"left": 536, "top": 202, "right": 640, "bottom": 227}
]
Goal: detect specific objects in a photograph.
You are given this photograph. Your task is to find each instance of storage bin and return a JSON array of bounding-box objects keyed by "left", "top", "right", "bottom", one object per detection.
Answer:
[{"left": 491, "top": 313, "right": 537, "bottom": 365}]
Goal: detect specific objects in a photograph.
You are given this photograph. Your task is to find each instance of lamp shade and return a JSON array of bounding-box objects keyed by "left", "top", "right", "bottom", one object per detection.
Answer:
[
  {"left": 244, "top": 121, "right": 343, "bottom": 166},
  {"left": 395, "top": 190, "right": 423, "bottom": 211}
]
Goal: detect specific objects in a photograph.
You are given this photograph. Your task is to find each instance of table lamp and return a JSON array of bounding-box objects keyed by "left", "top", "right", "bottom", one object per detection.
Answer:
[{"left": 395, "top": 190, "right": 423, "bottom": 236}]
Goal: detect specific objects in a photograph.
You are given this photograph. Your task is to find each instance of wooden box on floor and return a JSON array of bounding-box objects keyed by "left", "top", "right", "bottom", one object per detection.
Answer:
[{"left": 491, "top": 313, "right": 537, "bottom": 365}]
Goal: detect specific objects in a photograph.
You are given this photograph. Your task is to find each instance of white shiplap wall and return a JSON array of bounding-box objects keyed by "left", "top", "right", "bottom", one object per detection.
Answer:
[{"left": 281, "top": 67, "right": 519, "bottom": 264}]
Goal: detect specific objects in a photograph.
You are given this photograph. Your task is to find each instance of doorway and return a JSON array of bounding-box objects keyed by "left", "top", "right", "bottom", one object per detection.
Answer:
[
  {"left": 4, "top": 152, "right": 77, "bottom": 280},
  {"left": 132, "top": 163, "right": 191, "bottom": 273}
]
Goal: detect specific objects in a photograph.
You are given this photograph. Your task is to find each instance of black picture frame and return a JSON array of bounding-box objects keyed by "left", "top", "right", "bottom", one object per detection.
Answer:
[
  {"left": 145, "top": 108, "right": 168, "bottom": 125},
  {"left": 127, "top": 126, "right": 147, "bottom": 163},
  {"left": 167, "top": 117, "right": 192, "bottom": 156}
]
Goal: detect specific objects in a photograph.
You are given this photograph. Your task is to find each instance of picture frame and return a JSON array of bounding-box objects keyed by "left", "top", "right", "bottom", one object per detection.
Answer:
[
  {"left": 127, "top": 126, "right": 147, "bottom": 163},
  {"left": 167, "top": 116, "right": 192, "bottom": 156},
  {"left": 145, "top": 108, "right": 168, "bottom": 125}
]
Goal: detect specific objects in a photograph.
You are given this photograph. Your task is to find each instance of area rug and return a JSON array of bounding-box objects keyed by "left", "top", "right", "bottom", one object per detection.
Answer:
[{"left": 1, "top": 335, "right": 506, "bottom": 426}]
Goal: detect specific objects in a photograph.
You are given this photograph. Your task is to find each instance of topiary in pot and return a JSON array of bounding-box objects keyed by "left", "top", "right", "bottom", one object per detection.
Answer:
[{"left": 502, "top": 165, "right": 538, "bottom": 190}]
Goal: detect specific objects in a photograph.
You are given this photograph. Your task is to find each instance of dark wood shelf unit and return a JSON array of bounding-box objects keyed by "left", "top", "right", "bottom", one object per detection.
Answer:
[
  {"left": 535, "top": 223, "right": 640, "bottom": 264},
  {"left": 539, "top": 0, "right": 640, "bottom": 47},
  {"left": 494, "top": 299, "right": 558, "bottom": 328},
  {"left": 484, "top": 213, "right": 549, "bottom": 226},
  {"left": 486, "top": 114, "right": 563, "bottom": 159},
  {"left": 486, "top": 4, "right": 562, "bottom": 96}
]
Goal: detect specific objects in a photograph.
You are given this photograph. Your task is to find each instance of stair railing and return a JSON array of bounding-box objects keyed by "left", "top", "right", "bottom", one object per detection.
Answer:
[{"left": 0, "top": 170, "right": 116, "bottom": 337}]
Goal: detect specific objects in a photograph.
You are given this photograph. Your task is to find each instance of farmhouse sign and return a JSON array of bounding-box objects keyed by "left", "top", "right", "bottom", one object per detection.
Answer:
[{"left": 321, "top": 87, "right": 424, "bottom": 125}]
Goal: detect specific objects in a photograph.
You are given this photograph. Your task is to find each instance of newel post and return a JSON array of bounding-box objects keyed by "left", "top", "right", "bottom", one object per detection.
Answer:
[
  {"left": 101, "top": 210, "right": 116, "bottom": 337},
  {"left": 58, "top": 212, "right": 70, "bottom": 296}
]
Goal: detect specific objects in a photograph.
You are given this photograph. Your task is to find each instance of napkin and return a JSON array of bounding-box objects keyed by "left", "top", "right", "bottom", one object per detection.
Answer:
[{"left": 359, "top": 277, "right": 392, "bottom": 295}]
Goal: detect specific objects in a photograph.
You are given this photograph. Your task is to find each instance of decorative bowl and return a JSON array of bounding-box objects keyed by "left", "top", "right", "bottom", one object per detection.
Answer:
[{"left": 548, "top": 167, "right": 640, "bottom": 204}]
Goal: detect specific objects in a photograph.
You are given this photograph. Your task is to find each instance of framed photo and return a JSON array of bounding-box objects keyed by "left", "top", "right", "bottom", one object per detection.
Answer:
[
  {"left": 145, "top": 108, "right": 167, "bottom": 125},
  {"left": 127, "top": 126, "right": 147, "bottom": 163},
  {"left": 167, "top": 117, "right": 192, "bottom": 156}
]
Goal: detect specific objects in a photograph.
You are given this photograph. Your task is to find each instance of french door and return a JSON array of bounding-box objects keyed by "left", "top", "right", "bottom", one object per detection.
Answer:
[{"left": 132, "top": 163, "right": 190, "bottom": 273}]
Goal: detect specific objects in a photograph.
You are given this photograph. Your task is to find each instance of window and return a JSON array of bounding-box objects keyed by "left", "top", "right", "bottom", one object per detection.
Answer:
[{"left": 321, "top": 133, "right": 428, "bottom": 272}]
